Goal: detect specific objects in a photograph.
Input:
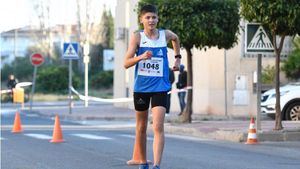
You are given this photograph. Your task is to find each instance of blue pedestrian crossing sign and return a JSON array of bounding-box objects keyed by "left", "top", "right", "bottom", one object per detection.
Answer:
[
  {"left": 63, "top": 43, "right": 79, "bottom": 59},
  {"left": 245, "top": 23, "right": 274, "bottom": 54}
]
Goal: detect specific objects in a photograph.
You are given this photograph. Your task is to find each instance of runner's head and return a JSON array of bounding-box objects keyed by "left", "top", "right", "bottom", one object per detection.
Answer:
[
  {"left": 140, "top": 4, "right": 157, "bottom": 16},
  {"left": 139, "top": 4, "right": 158, "bottom": 30}
]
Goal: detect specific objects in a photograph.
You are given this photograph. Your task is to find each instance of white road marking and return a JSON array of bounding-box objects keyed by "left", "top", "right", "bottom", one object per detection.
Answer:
[
  {"left": 120, "top": 134, "right": 153, "bottom": 141},
  {"left": 0, "top": 109, "right": 17, "bottom": 115},
  {"left": 166, "top": 134, "right": 213, "bottom": 141},
  {"left": 119, "top": 134, "right": 135, "bottom": 139},
  {"left": 24, "top": 133, "right": 52, "bottom": 140},
  {"left": 1, "top": 124, "right": 135, "bottom": 130},
  {"left": 93, "top": 124, "right": 136, "bottom": 129},
  {"left": 71, "top": 134, "right": 112, "bottom": 140},
  {"left": 25, "top": 114, "right": 39, "bottom": 117}
]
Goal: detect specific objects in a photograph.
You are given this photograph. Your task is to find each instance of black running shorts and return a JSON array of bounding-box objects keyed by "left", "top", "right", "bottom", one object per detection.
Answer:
[{"left": 133, "top": 92, "right": 168, "bottom": 111}]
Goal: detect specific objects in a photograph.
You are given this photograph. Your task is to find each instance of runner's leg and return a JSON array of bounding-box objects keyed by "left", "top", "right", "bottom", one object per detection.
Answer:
[
  {"left": 135, "top": 110, "right": 148, "bottom": 163},
  {"left": 127, "top": 110, "right": 149, "bottom": 165},
  {"left": 151, "top": 106, "right": 165, "bottom": 166}
]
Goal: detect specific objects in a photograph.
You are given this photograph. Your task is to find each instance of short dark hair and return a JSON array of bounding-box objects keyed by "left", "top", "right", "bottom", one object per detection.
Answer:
[{"left": 140, "top": 4, "right": 157, "bottom": 16}]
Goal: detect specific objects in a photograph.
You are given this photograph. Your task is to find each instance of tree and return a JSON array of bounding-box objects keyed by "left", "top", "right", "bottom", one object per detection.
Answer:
[
  {"left": 262, "top": 65, "right": 275, "bottom": 84},
  {"left": 0, "top": 56, "right": 33, "bottom": 82},
  {"left": 89, "top": 8, "right": 114, "bottom": 74},
  {"left": 282, "top": 37, "right": 300, "bottom": 80},
  {"left": 90, "top": 8, "right": 114, "bottom": 48},
  {"left": 89, "top": 44, "right": 103, "bottom": 74},
  {"left": 240, "top": 0, "right": 300, "bottom": 130},
  {"left": 138, "top": 0, "right": 240, "bottom": 122},
  {"left": 33, "top": 0, "right": 52, "bottom": 63}
]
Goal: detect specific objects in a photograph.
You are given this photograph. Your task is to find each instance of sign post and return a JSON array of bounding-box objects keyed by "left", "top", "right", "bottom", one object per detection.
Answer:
[
  {"left": 63, "top": 43, "right": 79, "bottom": 114},
  {"left": 30, "top": 53, "right": 45, "bottom": 111},
  {"left": 245, "top": 23, "right": 274, "bottom": 131},
  {"left": 83, "top": 42, "right": 90, "bottom": 107}
]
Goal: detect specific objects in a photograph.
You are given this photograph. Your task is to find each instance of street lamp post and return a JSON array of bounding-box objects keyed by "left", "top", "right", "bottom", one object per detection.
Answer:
[{"left": 83, "top": 42, "right": 90, "bottom": 107}]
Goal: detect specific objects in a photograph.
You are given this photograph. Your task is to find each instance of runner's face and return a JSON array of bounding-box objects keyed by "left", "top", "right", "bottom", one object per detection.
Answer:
[{"left": 140, "top": 12, "right": 158, "bottom": 30}]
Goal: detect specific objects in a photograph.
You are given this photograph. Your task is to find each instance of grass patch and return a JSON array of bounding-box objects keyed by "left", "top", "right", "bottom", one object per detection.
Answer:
[{"left": 33, "top": 93, "right": 71, "bottom": 101}]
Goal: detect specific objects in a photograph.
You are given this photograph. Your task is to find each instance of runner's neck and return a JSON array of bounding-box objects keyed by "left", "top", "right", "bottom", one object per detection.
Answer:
[{"left": 144, "top": 29, "right": 159, "bottom": 40}]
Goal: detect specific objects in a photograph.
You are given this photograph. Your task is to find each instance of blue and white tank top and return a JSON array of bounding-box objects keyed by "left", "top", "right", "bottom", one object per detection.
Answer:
[{"left": 134, "top": 29, "right": 170, "bottom": 92}]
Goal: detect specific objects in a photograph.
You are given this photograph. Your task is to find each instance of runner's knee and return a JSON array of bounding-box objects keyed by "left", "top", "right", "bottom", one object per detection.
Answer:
[{"left": 152, "top": 123, "right": 164, "bottom": 133}]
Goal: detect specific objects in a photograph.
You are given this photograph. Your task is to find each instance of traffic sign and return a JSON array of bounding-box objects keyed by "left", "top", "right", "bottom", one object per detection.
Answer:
[
  {"left": 30, "top": 53, "right": 44, "bottom": 66},
  {"left": 63, "top": 43, "right": 79, "bottom": 59},
  {"left": 245, "top": 23, "right": 274, "bottom": 54}
]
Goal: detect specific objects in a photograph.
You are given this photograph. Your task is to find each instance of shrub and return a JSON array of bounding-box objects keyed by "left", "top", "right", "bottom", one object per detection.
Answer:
[
  {"left": 90, "top": 71, "right": 113, "bottom": 89},
  {"left": 262, "top": 65, "right": 275, "bottom": 84},
  {"left": 1, "top": 56, "right": 34, "bottom": 83},
  {"left": 36, "top": 66, "right": 80, "bottom": 93},
  {"left": 282, "top": 49, "right": 300, "bottom": 80}
]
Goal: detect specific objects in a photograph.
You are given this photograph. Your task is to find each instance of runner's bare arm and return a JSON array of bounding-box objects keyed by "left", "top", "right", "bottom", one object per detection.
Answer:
[
  {"left": 166, "top": 30, "right": 180, "bottom": 55},
  {"left": 124, "top": 32, "right": 152, "bottom": 69},
  {"left": 166, "top": 30, "right": 181, "bottom": 70}
]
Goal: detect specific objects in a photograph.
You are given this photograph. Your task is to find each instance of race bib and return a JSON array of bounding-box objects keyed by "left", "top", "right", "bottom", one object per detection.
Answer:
[{"left": 138, "top": 57, "right": 163, "bottom": 77}]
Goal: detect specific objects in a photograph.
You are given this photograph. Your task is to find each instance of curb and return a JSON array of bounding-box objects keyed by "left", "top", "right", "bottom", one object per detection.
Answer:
[
  {"left": 164, "top": 124, "right": 246, "bottom": 142},
  {"left": 165, "top": 124, "right": 300, "bottom": 143},
  {"left": 258, "top": 129, "right": 300, "bottom": 142}
]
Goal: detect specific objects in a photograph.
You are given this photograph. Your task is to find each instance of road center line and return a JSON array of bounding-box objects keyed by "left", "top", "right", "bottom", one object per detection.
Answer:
[
  {"left": 24, "top": 133, "right": 52, "bottom": 139},
  {"left": 120, "top": 134, "right": 153, "bottom": 141},
  {"left": 71, "top": 134, "right": 112, "bottom": 140}
]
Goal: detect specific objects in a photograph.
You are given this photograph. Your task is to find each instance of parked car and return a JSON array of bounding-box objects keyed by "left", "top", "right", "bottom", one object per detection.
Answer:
[{"left": 261, "top": 83, "right": 300, "bottom": 121}]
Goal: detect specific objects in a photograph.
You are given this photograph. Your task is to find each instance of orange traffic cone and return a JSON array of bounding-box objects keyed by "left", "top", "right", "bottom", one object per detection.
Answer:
[
  {"left": 245, "top": 117, "right": 258, "bottom": 144},
  {"left": 50, "top": 115, "right": 64, "bottom": 143},
  {"left": 12, "top": 112, "right": 22, "bottom": 133}
]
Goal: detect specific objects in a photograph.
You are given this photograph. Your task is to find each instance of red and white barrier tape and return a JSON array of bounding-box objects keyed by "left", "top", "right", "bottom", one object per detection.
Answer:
[
  {"left": 70, "top": 86, "right": 133, "bottom": 103},
  {"left": 71, "top": 86, "right": 192, "bottom": 102},
  {"left": 0, "top": 89, "right": 12, "bottom": 94},
  {"left": 1, "top": 82, "right": 32, "bottom": 94},
  {"left": 168, "top": 86, "right": 192, "bottom": 94}
]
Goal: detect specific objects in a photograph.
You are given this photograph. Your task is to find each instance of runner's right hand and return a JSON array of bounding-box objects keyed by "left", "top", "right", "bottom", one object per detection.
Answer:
[{"left": 141, "top": 50, "right": 152, "bottom": 60}]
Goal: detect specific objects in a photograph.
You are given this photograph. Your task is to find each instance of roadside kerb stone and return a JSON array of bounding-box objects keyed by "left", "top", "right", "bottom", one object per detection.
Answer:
[
  {"left": 258, "top": 129, "right": 300, "bottom": 142},
  {"left": 164, "top": 123, "right": 246, "bottom": 142}
]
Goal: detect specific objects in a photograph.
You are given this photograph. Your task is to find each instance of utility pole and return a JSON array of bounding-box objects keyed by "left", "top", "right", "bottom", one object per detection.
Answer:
[
  {"left": 224, "top": 49, "right": 228, "bottom": 117},
  {"left": 83, "top": 42, "right": 90, "bottom": 107},
  {"left": 14, "top": 29, "right": 18, "bottom": 59}
]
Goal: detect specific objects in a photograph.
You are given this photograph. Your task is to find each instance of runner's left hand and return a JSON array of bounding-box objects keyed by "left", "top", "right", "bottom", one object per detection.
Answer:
[{"left": 172, "top": 58, "right": 180, "bottom": 71}]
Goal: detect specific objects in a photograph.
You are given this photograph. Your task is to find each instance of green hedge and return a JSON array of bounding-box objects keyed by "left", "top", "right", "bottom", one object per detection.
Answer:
[
  {"left": 1, "top": 56, "right": 34, "bottom": 82},
  {"left": 282, "top": 49, "right": 300, "bottom": 80},
  {"left": 36, "top": 66, "right": 80, "bottom": 93},
  {"left": 90, "top": 71, "right": 113, "bottom": 89}
]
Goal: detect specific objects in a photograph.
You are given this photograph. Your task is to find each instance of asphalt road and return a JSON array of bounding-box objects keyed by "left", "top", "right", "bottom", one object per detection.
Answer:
[{"left": 1, "top": 109, "right": 300, "bottom": 169}]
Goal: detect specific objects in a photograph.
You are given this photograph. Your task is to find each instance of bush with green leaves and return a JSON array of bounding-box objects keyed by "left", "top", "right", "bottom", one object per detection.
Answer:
[
  {"left": 282, "top": 37, "right": 300, "bottom": 80},
  {"left": 90, "top": 71, "right": 113, "bottom": 89},
  {"left": 282, "top": 51, "right": 300, "bottom": 80},
  {"left": 36, "top": 66, "right": 80, "bottom": 93},
  {"left": 1, "top": 56, "right": 34, "bottom": 83},
  {"left": 262, "top": 65, "right": 275, "bottom": 84}
]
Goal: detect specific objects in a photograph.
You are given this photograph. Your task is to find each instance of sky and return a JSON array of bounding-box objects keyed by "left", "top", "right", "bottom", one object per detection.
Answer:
[{"left": 0, "top": 0, "right": 117, "bottom": 33}]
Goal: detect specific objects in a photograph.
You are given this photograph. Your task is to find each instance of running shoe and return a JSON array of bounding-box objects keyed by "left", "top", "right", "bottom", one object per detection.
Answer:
[
  {"left": 152, "top": 165, "right": 160, "bottom": 169},
  {"left": 139, "top": 163, "right": 149, "bottom": 169}
]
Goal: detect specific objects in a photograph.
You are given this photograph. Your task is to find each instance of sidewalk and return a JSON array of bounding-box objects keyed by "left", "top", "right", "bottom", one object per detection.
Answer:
[{"left": 2, "top": 101, "right": 300, "bottom": 142}]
